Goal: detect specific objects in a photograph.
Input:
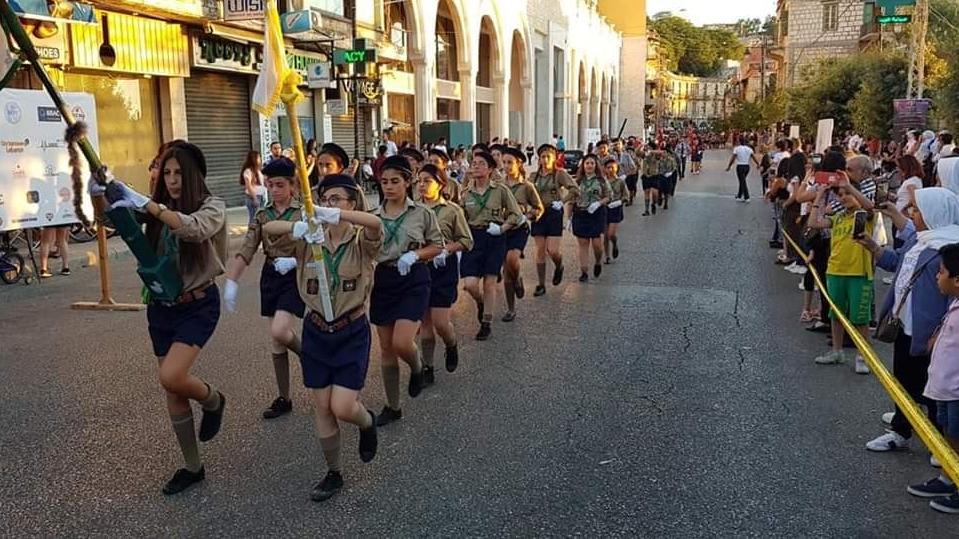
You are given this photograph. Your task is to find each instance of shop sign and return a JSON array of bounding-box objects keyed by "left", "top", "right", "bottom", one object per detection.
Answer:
[
  {"left": 193, "top": 36, "right": 325, "bottom": 79},
  {"left": 223, "top": 0, "right": 264, "bottom": 20},
  {"left": 307, "top": 62, "right": 334, "bottom": 89},
  {"left": 71, "top": 11, "right": 189, "bottom": 76}
]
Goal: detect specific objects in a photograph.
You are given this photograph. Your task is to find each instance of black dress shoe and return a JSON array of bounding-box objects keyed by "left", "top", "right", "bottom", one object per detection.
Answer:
[
  {"left": 651, "top": 204, "right": 657, "bottom": 215},
  {"left": 445, "top": 345, "right": 459, "bottom": 372},
  {"left": 552, "top": 264, "right": 564, "bottom": 286},
  {"left": 534, "top": 285, "right": 546, "bottom": 297},
  {"left": 358, "top": 410, "right": 377, "bottom": 463},
  {"left": 262, "top": 397, "right": 292, "bottom": 420},
  {"left": 612, "top": 245, "right": 619, "bottom": 259},
  {"left": 593, "top": 264, "right": 602, "bottom": 278},
  {"left": 198, "top": 392, "right": 225, "bottom": 442},
  {"left": 515, "top": 276, "right": 526, "bottom": 299},
  {"left": 408, "top": 366, "right": 424, "bottom": 398},
  {"left": 579, "top": 272, "right": 588, "bottom": 283},
  {"left": 311, "top": 470, "right": 344, "bottom": 502},
  {"left": 423, "top": 366, "right": 435, "bottom": 386},
  {"left": 502, "top": 311, "right": 516, "bottom": 322},
  {"left": 476, "top": 322, "right": 492, "bottom": 341},
  {"left": 375, "top": 406, "right": 402, "bottom": 427},
  {"left": 476, "top": 302, "right": 484, "bottom": 323},
  {"left": 162, "top": 467, "right": 205, "bottom": 496},
  {"left": 642, "top": 211, "right": 650, "bottom": 216}
]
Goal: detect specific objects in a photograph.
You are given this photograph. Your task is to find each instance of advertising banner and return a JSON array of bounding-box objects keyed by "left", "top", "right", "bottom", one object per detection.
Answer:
[{"left": 0, "top": 89, "right": 98, "bottom": 232}]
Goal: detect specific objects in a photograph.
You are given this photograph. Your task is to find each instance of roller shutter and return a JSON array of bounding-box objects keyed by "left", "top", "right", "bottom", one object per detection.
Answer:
[{"left": 331, "top": 110, "right": 372, "bottom": 161}]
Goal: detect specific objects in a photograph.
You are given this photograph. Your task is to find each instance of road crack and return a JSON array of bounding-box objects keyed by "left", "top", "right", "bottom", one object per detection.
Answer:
[{"left": 681, "top": 323, "right": 692, "bottom": 353}]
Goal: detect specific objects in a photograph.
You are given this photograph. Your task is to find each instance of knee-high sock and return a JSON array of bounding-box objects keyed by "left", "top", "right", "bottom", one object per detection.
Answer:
[
  {"left": 349, "top": 403, "right": 373, "bottom": 429},
  {"left": 170, "top": 411, "right": 202, "bottom": 473},
  {"left": 272, "top": 352, "right": 290, "bottom": 399},
  {"left": 504, "top": 280, "right": 515, "bottom": 311},
  {"left": 287, "top": 333, "right": 302, "bottom": 356},
  {"left": 318, "top": 432, "right": 341, "bottom": 472},
  {"left": 420, "top": 338, "right": 436, "bottom": 368},
  {"left": 382, "top": 364, "right": 401, "bottom": 410},
  {"left": 536, "top": 263, "right": 546, "bottom": 286},
  {"left": 199, "top": 383, "right": 221, "bottom": 411},
  {"left": 644, "top": 198, "right": 650, "bottom": 212}
]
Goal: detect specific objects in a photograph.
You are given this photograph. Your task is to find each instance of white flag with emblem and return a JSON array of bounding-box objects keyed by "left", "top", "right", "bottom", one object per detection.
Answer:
[{"left": 0, "top": 25, "right": 21, "bottom": 88}]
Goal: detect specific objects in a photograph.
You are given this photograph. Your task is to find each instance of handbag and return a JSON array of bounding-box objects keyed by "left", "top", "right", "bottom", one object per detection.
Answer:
[{"left": 874, "top": 257, "right": 935, "bottom": 343}]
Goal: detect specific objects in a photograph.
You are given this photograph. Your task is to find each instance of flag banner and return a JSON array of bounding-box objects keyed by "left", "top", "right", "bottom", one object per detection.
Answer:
[{"left": 251, "top": 0, "right": 302, "bottom": 115}]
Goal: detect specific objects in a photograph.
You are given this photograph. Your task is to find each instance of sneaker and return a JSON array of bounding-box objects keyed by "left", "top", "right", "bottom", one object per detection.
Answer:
[
  {"left": 422, "top": 366, "right": 435, "bottom": 386},
  {"left": 375, "top": 406, "right": 402, "bottom": 427},
  {"left": 907, "top": 477, "right": 957, "bottom": 498},
  {"left": 881, "top": 411, "right": 894, "bottom": 426},
  {"left": 552, "top": 265, "right": 564, "bottom": 286},
  {"left": 806, "top": 321, "right": 830, "bottom": 333},
  {"left": 930, "top": 493, "right": 959, "bottom": 514},
  {"left": 476, "top": 322, "right": 491, "bottom": 341},
  {"left": 534, "top": 285, "right": 546, "bottom": 297},
  {"left": 784, "top": 262, "right": 798, "bottom": 272},
  {"left": 814, "top": 350, "right": 844, "bottom": 365},
  {"left": 408, "top": 366, "right": 424, "bottom": 398},
  {"left": 198, "top": 392, "right": 225, "bottom": 442},
  {"left": 882, "top": 276, "right": 894, "bottom": 285},
  {"left": 39, "top": 269, "right": 53, "bottom": 279},
  {"left": 311, "top": 470, "right": 344, "bottom": 502},
  {"left": 262, "top": 396, "right": 292, "bottom": 419},
  {"left": 358, "top": 410, "right": 377, "bottom": 463},
  {"left": 866, "top": 431, "right": 909, "bottom": 452},
  {"left": 578, "top": 272, "right": 588, "bottom": 283},
  {"left": 932, "top": 454, "right": 942, "bottom": 468},
  {"left": 855, "top": 356, "right": 871, "bottom": 375},
  {"left": 445, "top": 345, "right": 459, "bottom": 373},
  {"left": 515, "top": 276, "right": 526, "bottom": 299},
  {"left": 162, "top": 467, "right": 205, "bottom": 496},
  {"left": 501, "top": 311, "right": 516, "bottom": 323},
  {"left": 60, "top": 267, "right": 71, "bottom": 276},
  {"left": 790, "top": 265, "right": 808, "bottom": 275},
  {"left": 593, "top": 264, "right": 602, "bottom": 278}
]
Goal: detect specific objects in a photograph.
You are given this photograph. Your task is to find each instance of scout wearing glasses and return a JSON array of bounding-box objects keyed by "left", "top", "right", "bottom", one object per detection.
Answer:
[
  {"left": 602, "top": 157, "right": 627, "bottom": 264},
  {"left": 416, "top": 164, "right": 474, "bottom": 387},
  {"left": 460, "top": 151, "right": 524, "bottom": 341},
  {"left": 529, "top": 143, "right": 579, "bottom": 297},
  {"left": 312, "top": 143, "right": 370, "bottom": 211},
  {"left": 501, "top": 147, "right": 544, "bottom": 322},
  {"left": 95, "top": 142, "right": 228, "bottom": 496},
  {"left": 224, "top": 157, "right": 305, "bottom": 420},
  {"left": 571, "top": 153, "right": 611, "bottom": 282},
  {"left": 261, "top": 174, "right": 383, "bottom": 503},
  {"left": 370, "top": 156, "right": 445, "bottom": 427}
]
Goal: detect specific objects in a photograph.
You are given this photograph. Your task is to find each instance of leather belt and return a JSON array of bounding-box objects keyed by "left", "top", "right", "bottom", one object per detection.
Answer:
[
  {"left": 165, "top": 281, "right": 214, "bottom": 306},
  {"left": 307, "top": 307, "right": 365, "bottom": 333}
]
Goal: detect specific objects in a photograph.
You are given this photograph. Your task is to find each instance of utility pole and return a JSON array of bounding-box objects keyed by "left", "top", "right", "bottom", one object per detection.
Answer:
[
  {"left": 906, "top": 0, "right": 929, "bottom": 99},
  {"left": 760, "top": 34, "right": 767, "bottom": 102},
  {"left": 351, "top": 0, "right": 360, "bottom": 160}
]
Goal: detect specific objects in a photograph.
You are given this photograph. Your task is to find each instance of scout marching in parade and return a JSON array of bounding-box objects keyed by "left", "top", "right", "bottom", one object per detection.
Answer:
[{"left": 97, "top": 137, "right": 665, "bottom": 502}]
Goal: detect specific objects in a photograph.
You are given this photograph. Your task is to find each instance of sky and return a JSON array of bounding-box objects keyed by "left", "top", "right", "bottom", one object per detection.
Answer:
[{"left": 647, "top": 0, "right": 776, "bottom": 26}]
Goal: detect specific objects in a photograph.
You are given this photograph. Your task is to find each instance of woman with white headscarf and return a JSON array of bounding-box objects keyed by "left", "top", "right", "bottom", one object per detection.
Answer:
[
  {"left": 857, "top": 187, "right": 959, "bottom": 453},
  {"left": 938, "top": 156, "right": 959, "bottom": 196},
  {"left": 917, "top": 130, "right": 937, "bottom": 164}
]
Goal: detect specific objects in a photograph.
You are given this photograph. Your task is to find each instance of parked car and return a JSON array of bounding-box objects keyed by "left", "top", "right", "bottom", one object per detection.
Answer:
[{"left": 563, "top": 150, "right": 583, "bottom": 174}]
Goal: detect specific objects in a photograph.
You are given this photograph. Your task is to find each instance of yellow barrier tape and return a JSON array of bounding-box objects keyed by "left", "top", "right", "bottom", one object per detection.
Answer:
[{"left": 782, "top": 229, "right": 959, "bottom": 484}]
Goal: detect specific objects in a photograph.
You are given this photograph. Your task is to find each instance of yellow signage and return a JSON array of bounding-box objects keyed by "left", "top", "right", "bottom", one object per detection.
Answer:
[{"left": 70, "top": 11, "right": 189, "bottom": 77}]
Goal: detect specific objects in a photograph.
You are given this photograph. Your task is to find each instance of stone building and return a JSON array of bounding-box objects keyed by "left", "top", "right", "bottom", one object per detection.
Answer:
[{"left": 776, "top": 0, "right": 870, "bottom": 87}]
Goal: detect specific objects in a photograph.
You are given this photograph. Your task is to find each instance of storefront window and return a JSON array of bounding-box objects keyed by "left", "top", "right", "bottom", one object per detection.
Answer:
[{"left": 62, "top": 73, "right": 161, "bottom": 193}]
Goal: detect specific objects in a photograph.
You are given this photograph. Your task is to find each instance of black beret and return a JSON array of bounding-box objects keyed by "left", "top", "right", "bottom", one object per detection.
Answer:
[
  {"left": 473, "top": 151, "right": 496, "bottom": 169},
  {"left": 167, "top": 140, "right": 207, "bottom": 177},
  {"left": 537, "top": 143, "right": 558, "bottom": 155},
  {"left": 382, "top": 155, "right": 413, "bottom": 177},
  {"left": 318, "top": 173, "right": 359, "bottom": 193},
  {"left": 418, "top": 163, "right": 446, "bottom": 185},
  {"left": 503, "top": 147, "right": 527, "bottom": 164},
  {"left": 319, "top": 143, "right": 349, "bottom": 168},
  {"left": 399, "top": 147, "right": 425, "bottom": 162},
  {"left": 428, "top": 148, "right": 450, "bottom": 162},
  {"left": 489, "top": 144, "right": 506, "bottom": 153},
  {"left": 471, "top": 143, "right": 490, "bottom": 153},
  {"left": 261, "top": 156, "right": 297, "bottom": 178}
]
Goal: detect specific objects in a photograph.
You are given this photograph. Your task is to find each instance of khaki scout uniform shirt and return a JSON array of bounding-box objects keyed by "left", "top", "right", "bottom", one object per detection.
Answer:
[
  {"left": 608, "top": 177, "right": 628, "bottom": 203},
  {"left": 660, "top": 152, "right": 678, "bottom": 175},
  {"left": 529, "top": 168, "right": 579, "bottom": 206},
  {"left": 426, "top": 199, "right": 474, "bottom": 251},
  {"left": 572, "top": 175, "right": 610, "bottom": 210},
  {"left": 643, "top": 153, "right": 663, "bottom": 177},
  {"left": 462, "top": 182, "right": 524, "bottom": 229},
  {"left": 371, "top": 198, "right": 444, "bottom": 264},
  {"left": 506, "top": 179, "right": 545, "bottom": 223},
  {"left": 165, "top": 196, "right": 228, "bottom": 292},
  {"left": 296, "top": 225, "right": 382, "bottom": 320},
  {"left": 236, "top": 200, "right": 304, "bottom": 264}
]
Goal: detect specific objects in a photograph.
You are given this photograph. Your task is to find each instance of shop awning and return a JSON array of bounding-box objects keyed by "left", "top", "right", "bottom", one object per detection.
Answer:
[{"left": 10, "top": 0, "right": 95, "bottom": 23}]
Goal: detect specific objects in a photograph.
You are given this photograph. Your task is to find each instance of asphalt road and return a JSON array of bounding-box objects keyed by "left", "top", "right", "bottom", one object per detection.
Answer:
[{"left": 1, "top": 151, "right": 954, "bottom": 537}]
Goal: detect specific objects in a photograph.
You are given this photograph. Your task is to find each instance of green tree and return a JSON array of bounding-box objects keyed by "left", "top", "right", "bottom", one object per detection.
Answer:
[
  {"left": 929, "top": 0, "right": 959, "bottom": 129},
  {"left": 651, "top": 16, "right": 745, "bottom": 77},
  {"left": 734, "top": 18, "right": 761, "bottom": 37}
]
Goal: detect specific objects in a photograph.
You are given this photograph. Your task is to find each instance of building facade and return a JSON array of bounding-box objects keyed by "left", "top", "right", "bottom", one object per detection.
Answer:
[
  {"left": 776, "top": 0, "right": 869, "bottom": 87},
  {"left": 644, "top": 33, "right": 727, "bottom": 132}
]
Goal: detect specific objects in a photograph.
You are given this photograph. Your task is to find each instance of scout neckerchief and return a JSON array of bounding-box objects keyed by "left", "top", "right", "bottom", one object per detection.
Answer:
[
  {"left": 265, "top": 205, "right": 296, "bottom": 222},
  {"left": 381, "top": 207, "right": 412, "bottom": 249},
  {"left": 322, "top": 238, "right": 351, "bottom": 293},
  {"left": 142, "top": 225, "right": 179, "bottom": 304},
  {"left": 468, "top": 185, "right": 494, "bottom": 218},
  {"left": 581, "top": 176, "right": 601, "bottom": 204},
  {"left": 534, "top": 169, "right": 555, "bottom": 195}
]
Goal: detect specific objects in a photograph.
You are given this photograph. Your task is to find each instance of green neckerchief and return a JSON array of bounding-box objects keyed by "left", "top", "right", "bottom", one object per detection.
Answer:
[
  {"left": 265, "top": 206, "right": 296, "bottom": 222},
  {"left": 322, "top": 240, "right": 351, "bottom": 292},
  {"left": 469, "top": 187, "right": 494, "bottom": 214},
  {"left": 534, "top": 170, "right": 554, "bottom": 194},
  {"left": 381, "top": 209, "right": 411, "bottom": 248},
  {"left": 581, "top": 176, "right": 600, "bottom": 204},
  {"left": 142, "top": 225, "right": 179, "bottom": 304}
]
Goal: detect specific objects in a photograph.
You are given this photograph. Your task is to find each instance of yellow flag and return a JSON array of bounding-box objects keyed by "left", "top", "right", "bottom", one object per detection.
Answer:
[{"left": 252, "top": 0, "right": 302, "bottom": 115}]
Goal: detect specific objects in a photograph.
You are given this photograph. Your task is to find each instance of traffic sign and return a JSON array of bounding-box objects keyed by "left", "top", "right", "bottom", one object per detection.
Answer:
[
  {"left": 877, "top": 15, "right": 911, "bottom": 24},
  {"left": 223, "top": 0, "right": 263, "bottom": 21}
]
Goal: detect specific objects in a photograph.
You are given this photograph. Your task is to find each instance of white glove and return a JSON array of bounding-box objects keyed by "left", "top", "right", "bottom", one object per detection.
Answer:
[
  {"left": 609, "top": 200, "right": 623, "bottom": 209},
  {"left": 433, "top": 249, "right": 449, "bottom": 268},
  {"left": 397, "top": 251, "right": 418, "bottom": 276},
  {"left": 223, "top": 279, "right": 238, "bottom": 313},
  {"left": 486, "top": 223, "right": 502, "bottom": 236},
  {"left": 292, "top": 220, "right": 309, "bottom": 240},
  {"left": 551, "top": 200, "right": 564, "bottom": 210},
  {"left": 114, "top": 181, "right": 151, "bottom": 211},
  {"left": 517, "top": 214, "right": 528, "bottom": 227},
  {"left": 304, "top": 224, "right": 326, "bottom": 245},
  {"left": 273, "top": 256, "right": 297, "bottom": 275},
  {"left": 587, "top": 201, "right": 602, "bottom": 214},
  {"left": 312, "top": 206, "right": 341, "bottom": 225}
]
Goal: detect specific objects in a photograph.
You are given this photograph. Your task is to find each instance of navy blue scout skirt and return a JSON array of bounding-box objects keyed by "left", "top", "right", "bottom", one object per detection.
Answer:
[
  {"left": 505, "top": 224, "right": 530, "bottom": 252},
  {"left": 460, "top": 228, "right": 507, "bottom": 277},
  {"left": 572, "top": 207, "right": 607, "bottom": 239},
  {"left": 301, "top": 314, "right": 371, "bottom": 390},
  {"left": 625, "top": 174, "right": 639, "bottom": 192},
  {"left": 370, "top": 263, "right": 431, "bottom": 325},
  {"left": 428, "top": 255, "right": 460, "bottom": 308},
  {"left": 147, "top": 284, "right": 220, "bottom": 357},
  {"left": 530, "top": 206, "right": 563, "bottom": 237},
  {"left": 641, "top": 175, "right": 661, "bottom": 191},
  {"left": 607, "top": 205, "right": 624, "bottom": 224},
  {"left": 260, "top": 262, "right": 305, "bottom": 318}
]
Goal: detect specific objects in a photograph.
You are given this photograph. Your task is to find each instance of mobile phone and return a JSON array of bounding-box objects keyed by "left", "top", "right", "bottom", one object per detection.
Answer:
[
  {"left": 814, "top": 171, "right": 838, "bottom": 185},
  {"left": 876, "top": 181, "right": 889, "bottom": 203},
  {"left": 853, "top": 210, "right": 868, "bottom": 238}
]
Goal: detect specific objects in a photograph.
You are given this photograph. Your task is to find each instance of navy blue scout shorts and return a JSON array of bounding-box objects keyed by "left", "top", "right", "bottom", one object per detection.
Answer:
[
  {"left": 572, "top": 207, "right": 607, "bottom": 239},
  {"left": 370, "top": 263, "right": 431, "bottom": 325},
  {"left": 460, "top": 228, "right": 507, "bottom": 277},
  {"left": 301, "top": 313, "right": 371, "bottom": 390},
  {"left": 260, "top": 262, "right": 305, "bottom": 318},
  {"left": 505, "top": 224, "right": 530, "bottom": 252},
  {"left": 607, "top": 205, "right": 624, "bottom": 224},
  {"left": 531, "top": 206, "right": 563, "bottom": 237},
  {"left": 147, "top": 284, "right": 220, "bottom": 357},
  {"left": 428, "top": 254, "right": 460, "bottom": 308}
]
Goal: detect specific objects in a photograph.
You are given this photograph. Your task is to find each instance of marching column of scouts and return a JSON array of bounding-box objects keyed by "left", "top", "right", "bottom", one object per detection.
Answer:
[{"left": 98, "top": 136, "right": 683, "bottom": 501}]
